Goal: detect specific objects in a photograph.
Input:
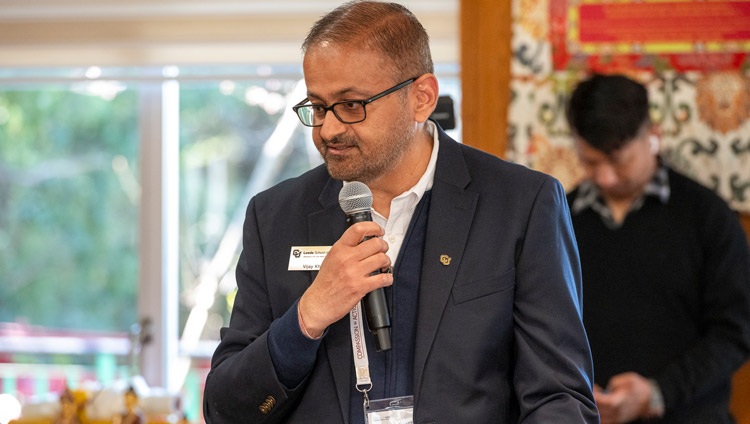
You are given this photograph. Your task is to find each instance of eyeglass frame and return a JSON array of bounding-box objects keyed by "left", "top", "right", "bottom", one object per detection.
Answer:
[{"left": 292, "top": 77, "right": 418, "bottom": 127}]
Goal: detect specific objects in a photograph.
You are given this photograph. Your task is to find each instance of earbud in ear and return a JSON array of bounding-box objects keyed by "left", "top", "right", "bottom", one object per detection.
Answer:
[{"left": 649, "top": 135, "right": 659, "bottom": 154}]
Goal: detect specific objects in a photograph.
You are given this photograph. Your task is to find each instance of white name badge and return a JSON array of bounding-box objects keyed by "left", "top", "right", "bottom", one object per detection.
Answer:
[
  {"left": 288, "top": 246, "right": 331, "bottom": 271},
  {"left": 365, "top": 396, "right": 414, "bottom": 424}
]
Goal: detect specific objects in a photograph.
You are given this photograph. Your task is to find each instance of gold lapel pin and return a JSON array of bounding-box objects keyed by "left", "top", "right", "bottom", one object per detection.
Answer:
[{"left": 440, "top": 254, "right": 452, "bottom": 266}]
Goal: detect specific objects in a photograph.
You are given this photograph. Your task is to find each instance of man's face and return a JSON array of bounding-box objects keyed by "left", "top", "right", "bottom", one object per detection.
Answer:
[
  {"left": 124, "top": 392, "right": 138, "bottom": 409},
  {"left": 574, "top": 132, "right": 657, "bottom": 201},
  {"left": 302, "top": 43, "right": 417, "bottom": 184}
]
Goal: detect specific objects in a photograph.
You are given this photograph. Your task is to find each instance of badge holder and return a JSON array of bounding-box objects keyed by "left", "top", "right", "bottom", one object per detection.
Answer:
[{"left": 364, "top": 395, "right": 414, "bottom": 424}]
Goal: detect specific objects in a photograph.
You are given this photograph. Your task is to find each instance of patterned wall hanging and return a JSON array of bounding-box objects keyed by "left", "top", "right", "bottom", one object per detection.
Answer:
[{"left": 509, "top": 0, "right": 750, "bottom": 213}]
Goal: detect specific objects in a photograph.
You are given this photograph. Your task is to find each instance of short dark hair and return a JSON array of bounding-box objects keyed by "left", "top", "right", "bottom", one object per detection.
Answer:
[
  {"left": 302, "top": 1, "right": 434, "bottom": 82},
  {"left": 565, "top": 74, "right": 651, "bottom": 154}
]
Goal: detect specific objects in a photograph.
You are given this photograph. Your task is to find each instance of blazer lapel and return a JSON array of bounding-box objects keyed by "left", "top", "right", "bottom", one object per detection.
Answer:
[
  {"left": 308, "top": 178, "right": 353, "bottom": 423},
  {"left": 413, "top": 132, "right": 478, "bottom": 394}
]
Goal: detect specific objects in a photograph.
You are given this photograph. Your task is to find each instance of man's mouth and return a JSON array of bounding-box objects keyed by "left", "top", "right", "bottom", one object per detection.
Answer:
[{"left": 324, "top": 142, "right": 356, "bottom": 155}]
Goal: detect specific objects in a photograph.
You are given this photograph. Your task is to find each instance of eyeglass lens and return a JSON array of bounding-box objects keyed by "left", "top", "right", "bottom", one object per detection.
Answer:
[{"left": 306, "top": 102, "right": 366, "bottom": 126}]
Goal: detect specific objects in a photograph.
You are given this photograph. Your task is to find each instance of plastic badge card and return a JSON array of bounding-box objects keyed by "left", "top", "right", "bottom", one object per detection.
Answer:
[{"left": 365, "top": 395, "right": 414, "bottom": 424}]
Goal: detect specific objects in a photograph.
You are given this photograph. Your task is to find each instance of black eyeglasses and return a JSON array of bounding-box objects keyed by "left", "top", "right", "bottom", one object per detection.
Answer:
[{"left": 292, "top": 77, "right": 417, "bottom": 127}]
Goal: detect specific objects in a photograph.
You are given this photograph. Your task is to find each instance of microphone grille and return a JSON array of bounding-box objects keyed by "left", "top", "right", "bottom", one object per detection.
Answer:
[{"left": 338, "top": 181, "right": 373, "bottom": 214}]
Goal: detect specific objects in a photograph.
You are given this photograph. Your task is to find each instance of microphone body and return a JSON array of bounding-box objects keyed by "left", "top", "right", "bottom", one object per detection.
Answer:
[{"left": 339, "top": 183, "right": 392, "bottom": 352}]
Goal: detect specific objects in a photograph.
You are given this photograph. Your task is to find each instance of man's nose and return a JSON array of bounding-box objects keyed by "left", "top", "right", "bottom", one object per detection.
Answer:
[
  {"left": 318, "top": 109, "right": 346, "bottom": 140},
  {"left": 592, "top": 164, "right": 619, "bottom": 188}
]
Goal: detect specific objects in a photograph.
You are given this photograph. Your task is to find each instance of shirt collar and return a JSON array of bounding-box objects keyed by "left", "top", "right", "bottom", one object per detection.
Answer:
[
  {"left": 642, "top": 164, "right": 670, "bottom": 203},
  {"left": 571, "top": 162, "right": 670, "bottom": 221},
  {"left": 409, "top": 120, "right": 439, "bottom": 199}
]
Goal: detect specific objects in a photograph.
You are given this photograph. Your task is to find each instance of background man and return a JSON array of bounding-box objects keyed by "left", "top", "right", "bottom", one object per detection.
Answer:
[{"left": 566, "top": 73, "right": 750, "bottom": 424}]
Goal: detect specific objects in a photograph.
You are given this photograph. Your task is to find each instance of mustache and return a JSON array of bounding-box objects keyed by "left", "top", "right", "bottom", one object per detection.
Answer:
[{"left": 322, "top": 136, "right": 358, "bottom": 148}]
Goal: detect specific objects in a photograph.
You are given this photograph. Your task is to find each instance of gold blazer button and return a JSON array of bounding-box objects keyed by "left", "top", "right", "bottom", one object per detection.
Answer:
[{"left": 259, "top": 395, "right": 276, "bottom": 414}]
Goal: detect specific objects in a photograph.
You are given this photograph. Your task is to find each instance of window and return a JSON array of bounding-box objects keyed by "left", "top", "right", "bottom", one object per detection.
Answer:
[{"left": 0, "top": 69, "right": 140, "bottom": 417}]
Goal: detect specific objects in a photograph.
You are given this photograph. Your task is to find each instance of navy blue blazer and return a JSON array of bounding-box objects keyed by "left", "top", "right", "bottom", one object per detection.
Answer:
[{"left": 204, "top": 127, "right": 598, "bottom": 423}]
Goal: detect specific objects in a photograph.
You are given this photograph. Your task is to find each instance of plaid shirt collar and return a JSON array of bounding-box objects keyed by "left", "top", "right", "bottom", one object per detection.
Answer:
[{"left": 571, "top": 163, "right": 670, "bottom": 228}]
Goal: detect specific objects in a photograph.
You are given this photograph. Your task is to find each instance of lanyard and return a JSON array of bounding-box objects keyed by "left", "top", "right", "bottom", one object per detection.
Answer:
[{"left": 349, "top": 302, "right": 372, "bottom": 406}]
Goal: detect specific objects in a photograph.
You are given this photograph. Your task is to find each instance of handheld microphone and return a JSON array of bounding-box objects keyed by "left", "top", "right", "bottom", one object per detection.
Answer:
[{"left": 338, "top": 182, "right": 392, "bottom": 352}]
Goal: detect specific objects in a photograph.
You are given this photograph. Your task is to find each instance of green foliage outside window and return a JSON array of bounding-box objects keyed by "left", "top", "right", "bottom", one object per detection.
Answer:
[{"left": 0, "top": 85, "right": 139, "bottom": 332}]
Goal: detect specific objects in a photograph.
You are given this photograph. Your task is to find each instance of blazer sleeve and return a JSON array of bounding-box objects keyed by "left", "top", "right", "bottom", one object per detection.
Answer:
[
  {"left": 202, "top": 196, "right": 317, "bottom": 423},
  {"left": 512, "top": 177, "right": 599, "bottom": 422}
]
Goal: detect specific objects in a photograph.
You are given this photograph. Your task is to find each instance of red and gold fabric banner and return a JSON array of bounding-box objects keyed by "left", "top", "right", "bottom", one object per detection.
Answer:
[{"left": 552, "top": 0, "right": 750, "bottom": 72}]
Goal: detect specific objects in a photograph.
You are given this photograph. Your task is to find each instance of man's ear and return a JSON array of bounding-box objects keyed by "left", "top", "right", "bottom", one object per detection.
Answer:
[{"left": 412, "top": 73, "right": 439, "bottom": 123}]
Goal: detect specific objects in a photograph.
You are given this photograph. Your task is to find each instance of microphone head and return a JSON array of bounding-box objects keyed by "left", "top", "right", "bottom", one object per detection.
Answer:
[{"left": 338, "top": 181, "right": 373, "bottom": 214}]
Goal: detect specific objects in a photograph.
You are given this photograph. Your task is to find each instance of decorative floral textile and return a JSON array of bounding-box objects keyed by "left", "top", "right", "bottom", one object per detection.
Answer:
[{"left": 509, "top": 0, "right": 750, "bottom": 212}]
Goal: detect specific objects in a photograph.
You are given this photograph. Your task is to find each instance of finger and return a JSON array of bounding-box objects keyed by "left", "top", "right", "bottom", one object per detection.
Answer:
[
  {"left": 356, "top": 236, "right": 390, "bottom": 260},
  {"left": 340, "top": 221, "right": 384, "bottom": 246},
  {"left": 607, "top": 372, "right": 639, "bottom": 390},
  {"left": 361, "top": 269, "right": 394, "bottom": 295},
  {"left": 596, "top": 400, "right": 623, "bottom": 424},
  {"left": 356, "top": 248, "right": 391, "bottom": 273},
  {"left": 321, "top": 231, "right": 385, "bottom": 273},
  {"left": 593, "top": 390, "right": 609, "bottom": 403},
  {"left": 332, "top": 233, "right": 389, "bottom": 278}
]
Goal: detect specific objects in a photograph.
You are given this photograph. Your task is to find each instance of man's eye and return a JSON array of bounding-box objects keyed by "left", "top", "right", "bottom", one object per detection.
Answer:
[{"left": 339, "top": 101, "right": 362, "bottom": 112}]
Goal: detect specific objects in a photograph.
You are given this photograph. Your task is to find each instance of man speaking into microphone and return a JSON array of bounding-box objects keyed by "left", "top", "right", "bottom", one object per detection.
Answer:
[{"left": 203, "top": 2, "right": 598, "bottom": 423}]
